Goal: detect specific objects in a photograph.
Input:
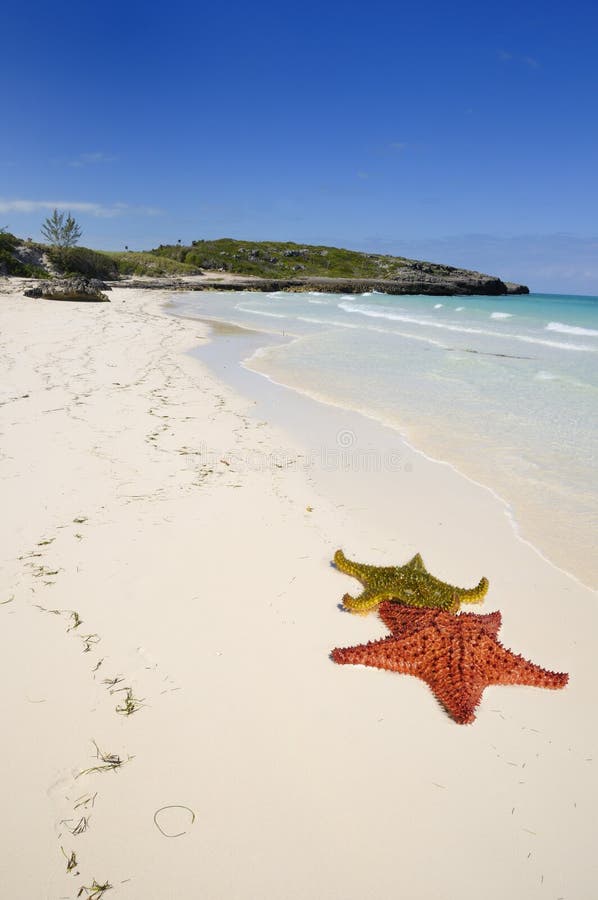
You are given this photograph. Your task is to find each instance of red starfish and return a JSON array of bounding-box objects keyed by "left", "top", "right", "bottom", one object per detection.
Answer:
[
  {"left": 378, "top": 602, "right": 502, "bottom": 638},
  {"left": 332, "top": 604, "right": 568, "bottom": 724}
]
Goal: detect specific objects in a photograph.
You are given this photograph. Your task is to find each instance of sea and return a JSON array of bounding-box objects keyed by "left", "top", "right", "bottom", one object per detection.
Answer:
[{"left": 172, "top": 289, "right": 598, "bottom": 589}]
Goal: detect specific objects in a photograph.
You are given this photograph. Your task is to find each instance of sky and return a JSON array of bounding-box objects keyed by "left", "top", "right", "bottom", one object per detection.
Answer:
[{"left": 2, "top": 0, "right": 597, "bottom": 294}]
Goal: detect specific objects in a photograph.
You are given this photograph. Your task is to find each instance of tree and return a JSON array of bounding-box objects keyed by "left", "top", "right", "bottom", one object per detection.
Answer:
[{"left": 41, "top": 209, "right": 82, "bottom": 249}]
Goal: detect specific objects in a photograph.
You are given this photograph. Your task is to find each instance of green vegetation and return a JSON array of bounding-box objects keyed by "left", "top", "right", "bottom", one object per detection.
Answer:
[
  {"left": 151, "top": 238, "right": 415, "bottom": 279},
  {"left": 0, "top": 232, "right": 49, "bottom": 278},
  {"left": 104, "top": 250, "right": 201, "bottom": 277},
  {"left": 41, "top": 209, "right": 82, "bottom": 249},
  {"left": 49, "top": 246, "right": 119, "bottom": 279}
]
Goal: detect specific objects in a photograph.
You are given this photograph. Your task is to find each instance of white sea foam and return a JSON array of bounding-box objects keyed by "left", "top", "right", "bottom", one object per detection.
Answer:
[
  {"left": 307, "top": 299, "right": 328, "bottom": 305},
  {"left": 236, "top": 305, "right": 287, "bottom": 319},
  {"left": 535, "top": 370, "right": 557, "bottom": 381},
  {"left": 434, "top": 303, "right": 443, "bottom": 309},
  {"left": 490, "top": 311, "right": 513, "bottom": 319},
  {"left": 337, "top": 301, "right": 596, "bottom": 351},
  {"left": 515, "top": 335, "right": 594, "bottom": 351},
  {"left": 546, "top": 321, "right": 598, "bottom": 337},
  {"left": 297, "top": 315, "right": 448, "bottom": 347},
  {"left": 455, "top": 306, "right": 464, "bottom": 311},
  {"left": 297, "top": 316, "right": 359, "bottom": 328}
]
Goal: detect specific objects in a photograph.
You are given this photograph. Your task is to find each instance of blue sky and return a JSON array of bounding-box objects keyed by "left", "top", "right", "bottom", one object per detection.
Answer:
[{"left": 2, "top": 0, "right": 597, "bottom": 293}]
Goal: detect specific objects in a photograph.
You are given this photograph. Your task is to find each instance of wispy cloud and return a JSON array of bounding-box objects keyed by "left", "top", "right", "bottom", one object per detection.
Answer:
[
  {"left": 498, "top": 49, "right": 541, "bottom": 69},
  {"left": 522, "top": 55, "right": 540, "bottom": 69},
  {"left": 0, "top": 199, "right": 161, "bottom": 218},
  {"left": 68, "top": 151, "right": 117, "bottom": 168}
]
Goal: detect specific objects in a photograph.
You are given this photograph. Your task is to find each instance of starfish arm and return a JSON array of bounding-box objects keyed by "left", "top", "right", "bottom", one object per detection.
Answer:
[
  {"left": 333, "top": 549, "right": 394, "bottom": 583},
  {"left": 426, "top": 673, "right": 485, "bottom": 725},
  {"left": 378, "top": 605, "right": 501, "bottom": 638},
  {"left": 488, "top": 642, "right": 569, "bottom": 689},
  {"left": 342, "top": 588, "right": 393, "bottom": 614},
  {"left": 331, "top": 633, "right": 426, "bottom": 673},
  {"left": 406, "top": 553, "right": 427, "bottom": 572},
  {"left": 334, "top": 549, "right": 369, "bottom": 580},
  {"left": 378, "top": 603, "right": 442, "bottom": 636},
  {"left": 455, "top": 576, "right": 490, "bottom": 605}
]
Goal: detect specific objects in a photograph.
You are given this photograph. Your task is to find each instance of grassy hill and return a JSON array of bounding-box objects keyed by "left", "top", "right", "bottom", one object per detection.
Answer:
[
  {"left": 151, "top": 238, "right": 426, "bottom": 279},
  {"left": 102, "top": 251, "right": 201, "bottom": 277},
  {"left": 2, "top": 235, "right": 526, "bottom": 294}
]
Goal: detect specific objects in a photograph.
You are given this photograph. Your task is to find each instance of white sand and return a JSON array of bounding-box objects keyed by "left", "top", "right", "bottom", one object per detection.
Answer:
[{"left": 0, "top": 283, "right": 596, "bottom": 899}]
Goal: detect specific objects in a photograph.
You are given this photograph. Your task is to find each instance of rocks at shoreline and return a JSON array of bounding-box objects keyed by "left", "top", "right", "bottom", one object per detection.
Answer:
[
  {"left": 24, "top": 277, "right": 111, "bottom": 302},
  {"left": 114, "top": 274, "right": 529, "bottom": 296},
  {"left": 504, "top": 281, "right": 529, "bottom": 295}
]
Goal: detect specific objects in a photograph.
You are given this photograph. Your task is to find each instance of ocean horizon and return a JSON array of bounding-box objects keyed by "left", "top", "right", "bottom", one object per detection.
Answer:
[{"left": 172, "top": 289, "right": 598, "bottom": 590}]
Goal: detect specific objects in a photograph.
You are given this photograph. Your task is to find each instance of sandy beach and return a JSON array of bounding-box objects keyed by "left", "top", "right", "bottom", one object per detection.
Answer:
[{"left": 1, "top": 283, "right": 596, "bottom": 899}]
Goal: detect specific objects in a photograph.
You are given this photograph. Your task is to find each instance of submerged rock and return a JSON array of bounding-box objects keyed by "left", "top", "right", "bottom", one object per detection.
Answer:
[{"left": 24, "top": 277, "right": 110, "bottom": 302}]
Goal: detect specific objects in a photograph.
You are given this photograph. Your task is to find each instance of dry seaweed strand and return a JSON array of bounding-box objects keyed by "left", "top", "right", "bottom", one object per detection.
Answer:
[
  {"left": 74, "top": 792, "right": 97, "bottom": 811},
  {"left": 77, "top": 740, "right": 133, "bottom": 777},
  {"left": 77, "top": 880, "right": 112, "bottom": 898},
  {"left": 80, "top": 633, "right": 100, "bottom": 653},
  {"left": 60, "top": 846, "right": 78, "bottom": 874},
  {"left": 115, "top": 687, "right": 144, "bottom": 716},
  {"left": 153, "top": 804, "right": 196, "bottom": 838},
  {"left": 68, "top": 611, "right": 83, "bottom": 631}
]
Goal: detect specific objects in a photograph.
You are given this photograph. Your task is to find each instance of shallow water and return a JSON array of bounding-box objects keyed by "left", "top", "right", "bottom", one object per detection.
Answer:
[{"left": 172, "top": 290, "right": 598, "bottom": 588}]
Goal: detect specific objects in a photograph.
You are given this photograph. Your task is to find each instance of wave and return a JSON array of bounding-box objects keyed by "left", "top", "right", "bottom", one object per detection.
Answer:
[
  {"left": 434, "top": 303, "right": 443, "bottom": 309},
  {"left": 236, "top": 305, "right": 287, "bottom": 319},
  {"left": 307, "top": 299, "right": 328, "bottom": 305},
  {"left": 546, "top": 321, "right": 598, "bottom": 337},
  {"left": 490, "top": 311, "right": 513, "bottom": 319},
  {"left": 535, "top": 370, "right": 557, "bottom": 381},
  {"left": 297, "top": 316, "right": 359, "bottom": 328},
  {"left": 455, "top": 306, "right": 464, "bottom": 312},
  {"left": 297, "top": 315, "right": 447, "bottom": 347},
  {"left": 337, "top": 301, "right": 596, "bottom": 351}
]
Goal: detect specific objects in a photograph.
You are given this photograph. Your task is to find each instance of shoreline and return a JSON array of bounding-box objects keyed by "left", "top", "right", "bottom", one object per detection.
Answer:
[
  {"left": 170, "top": 303, "right": 596, "bottom": 593},
  {"left": 1, "top": 284, "right": 595, "bottom": 899}
]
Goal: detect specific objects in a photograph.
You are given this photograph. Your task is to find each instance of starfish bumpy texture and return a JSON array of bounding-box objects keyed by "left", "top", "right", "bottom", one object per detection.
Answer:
[
  {"left": 334, "top": 549, "right": 489, "bottom": 614},
  {"left": 331, "top": 604, "right": 568, "bottom": 724},
  {"left": 378, "top": 601, "right": 502, "bottom": 638}
]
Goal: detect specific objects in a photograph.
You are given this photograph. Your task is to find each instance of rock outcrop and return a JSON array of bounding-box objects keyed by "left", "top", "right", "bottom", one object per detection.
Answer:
[
  {"left": 115, "top": 274, "right": 529, "bottom": 296},
  {"left": 24, "top": 277, "right": 111, "bottom": 302}
]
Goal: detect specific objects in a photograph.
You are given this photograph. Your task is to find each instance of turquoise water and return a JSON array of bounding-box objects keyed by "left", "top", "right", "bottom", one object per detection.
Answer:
[{"left": 173, "top": 290, "right": 598, "bottom": 588}]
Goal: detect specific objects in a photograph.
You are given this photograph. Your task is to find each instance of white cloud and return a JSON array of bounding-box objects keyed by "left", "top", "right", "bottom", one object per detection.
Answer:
[
  {"left": 68, "top": 151, "right": 117, "bottom": 168},
  {"left": 522, "top": 55, "right": 540, "bottom": 69},
  {"left": 498, "top": 50, "right": 541, "bottom": 69},
  {"left": 0, "top": 199, "right": 161, "bottom": 218}
]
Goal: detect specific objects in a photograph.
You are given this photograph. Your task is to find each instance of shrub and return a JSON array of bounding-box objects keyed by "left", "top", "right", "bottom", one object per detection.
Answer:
[{"left": 48, "top": 246, "right": 119, "bottom": 279}]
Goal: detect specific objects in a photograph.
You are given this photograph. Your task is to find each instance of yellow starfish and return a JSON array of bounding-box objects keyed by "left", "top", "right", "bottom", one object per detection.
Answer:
[{"left": 333, "top": 549, "right": 489, "bottom": 614}]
